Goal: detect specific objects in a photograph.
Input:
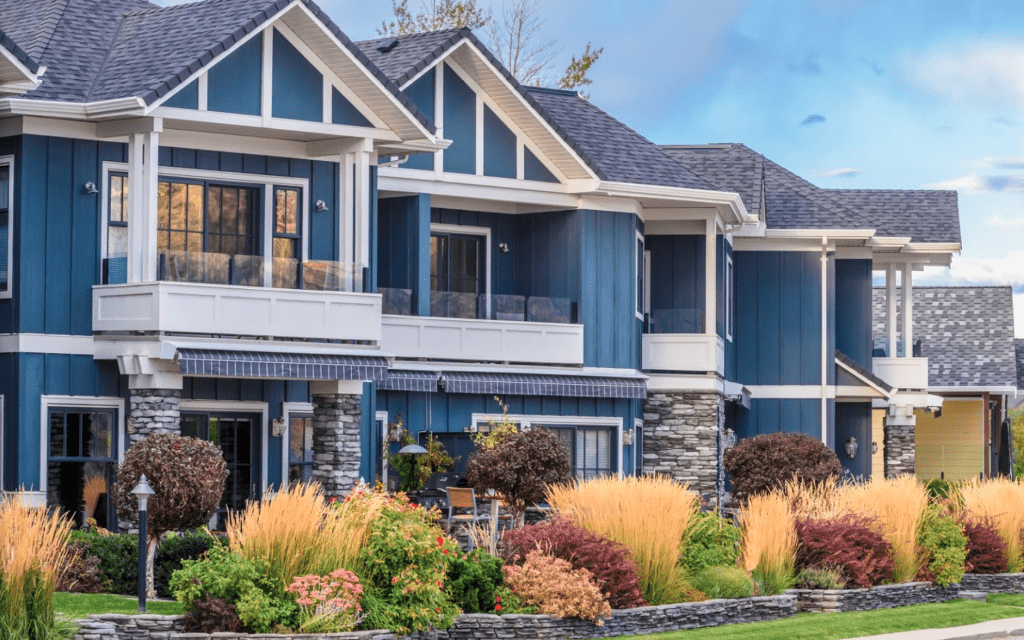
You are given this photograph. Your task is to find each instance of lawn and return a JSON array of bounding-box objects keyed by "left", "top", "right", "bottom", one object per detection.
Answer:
[
  {"left": 54, "top": 592, "right": 184, "bottom": 618},
  {"left": 626, "top": 599, "right": 1024, "bottom": 640}
]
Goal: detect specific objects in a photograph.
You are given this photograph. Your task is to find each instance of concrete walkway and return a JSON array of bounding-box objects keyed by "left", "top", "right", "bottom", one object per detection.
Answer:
[{"left": 852, "top": 617, "right": 1024, "bottom": 639}]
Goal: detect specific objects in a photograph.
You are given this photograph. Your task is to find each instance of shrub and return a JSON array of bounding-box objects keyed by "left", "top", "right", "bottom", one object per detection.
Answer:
[
  {"left": 501, "top": 519, "right": 646, "bottom": 609},
  {"left": 115, "top": 434, "right": 227, "bottom": 596},
  {"left": 68, "top": 531, "right": 138, "bottom": 595},
  {"left": 155, "top": 531, "right": 219, "bottom": 599},
  {"left": 723, "top": 432, "right": 842, "bottom": 500},
  {"left": 962, "top": 518, "right": 1008, "bottom": 574},
  {"left": 738, "top": 491, "right": 796, "bottom": 595},
  {"left": 691, "top": 566, "right": 754, "bottom": 599},
  {"left": 547, "top": 476, "right": 697, "bottom": 605},
  {"left": 503, "top": 551, "right": 611, "bottom": 624},
  {"left": 681, "top": 510, "right": 740, "bottom": 574},
  {"left": 916, "top": 506, "right": 967, "bottom": 587},
  {"left": 183, "top": 595, "right": 242, "bottom": 634},
  {"left": 794, "top": 515, "right": 894, "bottom": 588},
  {"left": 445, "top": 549, "right": 505, "bottom": 613},
  {"left": 466, "top": 427, "right": 572, "bottom": 527},
  {"left": 286, "top": 569, "right": 363, "bottom": 633},
  {"left": 388, "top": 429, "right": 453, "bottom": 492},
  {"left": 960, "top": 478, "right": 1024, "bottom": 572},
  {"left": 56, "top": 541, "right": 105, "bottom": 594},
  {"left": 794, "top": 567, "right": 846, "bottom": 590}
]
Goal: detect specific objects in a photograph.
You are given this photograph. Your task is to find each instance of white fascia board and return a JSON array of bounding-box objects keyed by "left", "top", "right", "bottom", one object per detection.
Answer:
[
  {"left": 388, "top": 358, "right": 646, "bottom": 379},
  {"left": 595, "top": 181, "right": 754, "bottom": 223},
  {"left": 900, "top": 242, "right": 962, "bottom": 254},
  {"left": 644, "top": 373, "right": 724, "bottom": 393},
  {"left": 866, "top": 235, "right": 912, "bottom": 248},
  {"left": 0, "top": 333, "right": 96, "bottom": 355},
  {"left": 0, "top": 96, "right": 146, "bottom": 120},
  {"left": 764, "top": 228, "right": 875, "bottom": 240},
  {"left": 0, "top": 47, "right": 43, "bottom": 87}
]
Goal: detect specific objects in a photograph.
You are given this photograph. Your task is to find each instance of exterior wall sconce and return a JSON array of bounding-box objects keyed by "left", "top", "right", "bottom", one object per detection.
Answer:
[
  {"left": 623, "top": 428, "right": 635, "bottom": 446},
  {"left": 463, "top": 423, "right": 478, "bottom": 433},
  {"left": 271, "top": 417, "right": 286, "bottom": 437},
  {"left": 387, "top": 419, "right": 404, "bottom": 443},
  {"left": 126, "top": 417, "right": 134, "bottom": 434},
  {"left": 499, "top": 242, "right": 510, "bottom": 253},
  {"left": 315, "top": 199, "right": 329, "bottom": 211},
  {"left": 872, "top": 441, "right": 878, "bottom": 455},
  {"left": 83, "top": 181, "right": 99, "bottom": 194},
  {"left": 723, "top": 428, "right": 737, "bottom": 450},
  {"left": 845, "top": 437, "right": 858, "bottom": 459}
]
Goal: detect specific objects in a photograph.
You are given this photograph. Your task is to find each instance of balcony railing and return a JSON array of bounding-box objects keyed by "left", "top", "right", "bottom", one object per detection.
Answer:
[
  {"left": 872, "top": 336, "right": 923, "bottom": 358},
  {"left": 644, "top": 308, "right": 705, "bottom": 334},
  {"left": 379, "top": 289, "right": 578, "bottom": 324}
]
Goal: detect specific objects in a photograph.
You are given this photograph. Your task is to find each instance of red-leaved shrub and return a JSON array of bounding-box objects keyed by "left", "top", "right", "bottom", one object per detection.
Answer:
[
  {"left": 795, "top": 515, "right": 894, "bottom": 588},
  {"left": 963, "top": 518, "right": 1008, "bottom": 574},
  {"left": 501, "top": 519, "right": 647, "bottom": 608},
  {"left": 723, "top": 432, "right": 842, "bottom": 500}
]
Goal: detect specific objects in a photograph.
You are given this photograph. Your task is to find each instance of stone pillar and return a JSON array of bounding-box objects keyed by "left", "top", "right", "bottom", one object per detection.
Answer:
[
  {"left": 311, "top": 387, "right": 362, "bottom": 498},
  {"left": 642, "top": 391, "right": 725, "bottom": 504},
  {"left": 128, "top": 389, "right": 181, "bottom": 446},
  {"left": 884, "top": 405, "right": 916, "bottom": 478}
]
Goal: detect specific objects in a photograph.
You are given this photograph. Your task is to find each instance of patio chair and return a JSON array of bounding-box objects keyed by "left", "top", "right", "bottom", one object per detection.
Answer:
[{"left": 445, "top": 487, "right": 487, "bottom": 526}]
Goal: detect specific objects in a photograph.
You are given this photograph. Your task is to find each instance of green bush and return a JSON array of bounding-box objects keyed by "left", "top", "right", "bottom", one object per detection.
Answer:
[
  {"left": 69, "top": 531, "right": 138, "bottom": 595},
  {"left": 794, "top": 567, "right": 846, "bottom": 590},
  {"left": 917, "top": 506, "right": 968, "bottom": 587},
  {"left": 690, "top": 566, "right": 754, "bottom": 599},
  {"left": 169, "top": 545, "right": 297, "bottom": 633},
  {"left": 155, "top": 532, "right": 219, "bottom": 599},
  {"left": 681, "top": 511, "right": 740, "bottom": 573},
  {"left": 445, "top": 549, "right": 504, "bottom": 613}
]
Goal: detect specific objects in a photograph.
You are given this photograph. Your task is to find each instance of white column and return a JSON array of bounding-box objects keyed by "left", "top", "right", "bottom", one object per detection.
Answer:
[
  {"left": 339, "top": 151, "right": 354, "bottom": 266},
  {"left": 126, "top": 130, "right": 160, "bottom": 283},
  {"left": 141, "top": 131, "right": 160, "bottom": 282},
  {"left": 820, "top": 237, "right": 828, "bottom": 444},
  {"left": 355, "top": 150, "right": 371, "bottom": 279},
  {"left": 901, "top": 264, "right": 913, "bottom": 358},
  {"left": 704, "top": 217, "right": 716, "bottom": 336},
  {"left": 886, "top": 263, "right": 897, "bottom": 358}
]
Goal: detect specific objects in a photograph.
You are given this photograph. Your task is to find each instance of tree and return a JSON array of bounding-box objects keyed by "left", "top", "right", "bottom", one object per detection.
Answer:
[
  {"left": 379, "top": 0, "right": 602, "bottom": 93},
  {"left": 115, "top": 434, "right": 228, "bottom": 597}
]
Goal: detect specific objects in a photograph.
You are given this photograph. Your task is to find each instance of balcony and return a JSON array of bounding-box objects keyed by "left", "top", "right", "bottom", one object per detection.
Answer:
[
  {"left": 380, "top": 292, "right": 583, "bottom": 365},
  {"left": 640, "top": 307, "right": 723, "bottom": 375},
  {"left": 873, "top": 357, "right": 929, "bottom": 391}
]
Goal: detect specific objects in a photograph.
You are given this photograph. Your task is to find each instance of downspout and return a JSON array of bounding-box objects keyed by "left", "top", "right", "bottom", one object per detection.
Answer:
[{"left": 821, "top": 236, "right": 828, "bottom": 444}]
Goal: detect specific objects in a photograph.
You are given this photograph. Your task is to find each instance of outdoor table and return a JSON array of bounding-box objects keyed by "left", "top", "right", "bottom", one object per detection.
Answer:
[{"left": 477, "top": 493, "right": 504, "bottom": 543}]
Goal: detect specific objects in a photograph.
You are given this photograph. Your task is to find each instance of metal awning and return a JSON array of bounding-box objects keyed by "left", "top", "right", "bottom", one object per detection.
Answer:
[
  {"left": 175, "top": 349, "right": 388, "bottom": 381},
  {"left": 379, "top": 369, "right": 439, "bottom": 392},
  {"left": 440, "top": 371, "right": 646, "bottom": 399}
]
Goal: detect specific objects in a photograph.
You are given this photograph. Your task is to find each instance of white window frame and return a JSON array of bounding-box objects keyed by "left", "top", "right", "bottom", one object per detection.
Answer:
[
  {"left": 633, "top": 417, "right": 643, "bottom": 476},
  {"left": 280, "top": 401, "right": 314, "bottom": 491},
  {"left": 725, "top": 253, "right": 734, "bottom": 342},
  {"left": 180, "top": 399, "right": 269, "bottom": 496},
  {"left": 0, "top": 155, "right": 13, "bottom": 300},
  {"left": 376, "top": 410, "right": 389, "bottom": 486},
  {"left": 101, "top": 162, "right": 311, "bottom": 286},
  {"left": 430, "top": 222, "right": 492, "bottom": 305},
  {"left": 38, "top": 395, "right": 127, "bottom": 503},
  {"left": 469, "top": 412, "right": 624, "bottom": 477}
]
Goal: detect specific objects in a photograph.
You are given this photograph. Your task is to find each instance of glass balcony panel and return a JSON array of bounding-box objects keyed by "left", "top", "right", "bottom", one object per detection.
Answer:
[
  {"left": 232, "top": 254, "right": 265, "bottom": 287},
  {"left": 430, "top": 291, "right": 478, "bottom": 319},
  {"left": 380, "top": 287, "right": 413, "bottom": 315},
  {"left": 649, "top": 308, "right": 704, "bottom": 334},
  {"left": 526, "top": 296, "right": 572, "bottom": 324},
  {"left": 105, "top": 255, "right": 128, "bottom": 285},
  {"left": 272, "top": 257, "right": 299, "bottom": 289},
  {"left": 872, "top": 336, "right": 923, "bottom": 358},
  {"left": 478, "top": 294, "right": 526, "bottom": 321},
  {"left": 302, "top": 261, "right": 362, "bottom": 293},
  {"left": 161, "top": 251, "right": 230, "bottom": 284}
]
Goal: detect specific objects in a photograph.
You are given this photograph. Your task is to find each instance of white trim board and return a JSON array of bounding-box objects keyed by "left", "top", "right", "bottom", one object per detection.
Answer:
[
  {"left": 38, "top": 395, "right": 127, "bottom": 499},
  {"left": 0, "top": 334, "right": 96, "bottom": 355},
  {"left": 0, "top": 155, "right": 11, "bottom": 301},
  {"left": 745, "top": 385, "right": 837, "bottom": 400},
  {"left": 179, "top": 399, "right": 270, "bottom": 496}
]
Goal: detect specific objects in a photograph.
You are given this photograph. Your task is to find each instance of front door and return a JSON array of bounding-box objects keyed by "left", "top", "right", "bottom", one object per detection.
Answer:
[{"left": 181, "top": 412, "right": 260, "bottom": 530}]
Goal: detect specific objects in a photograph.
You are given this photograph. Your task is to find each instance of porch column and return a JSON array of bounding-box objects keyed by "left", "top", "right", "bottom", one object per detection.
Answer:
[
  {"left": 704, "top": 217, "right": 716, "bottom": 335},
  {"left": 311, "top": 380, "right": 363, "bottom": 498},
  {"left": 883, "top": 403, "right": 916, "bottom": 478},
  {"left": 123, "top": 358, "right": 183, "bottom": 446},
  {"left": 126, "top": 128, "right": 160, "bottom": 283},
  {"left": 885, "top": 263, "right": 897, "bottom": 357},
  {"left": 642, "top": 391, "right": 725, "bottom": 506},
  {"left": 901, "top": 264, "right": 913, "bottom": 357}
]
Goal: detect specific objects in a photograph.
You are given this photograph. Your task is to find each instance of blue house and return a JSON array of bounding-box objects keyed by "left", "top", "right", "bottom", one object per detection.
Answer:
[{"left": 0, "top": 0, "right": 961, "bottom": 527}]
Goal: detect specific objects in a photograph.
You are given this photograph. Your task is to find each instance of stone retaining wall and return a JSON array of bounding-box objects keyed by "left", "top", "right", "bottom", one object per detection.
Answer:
[
  {"left": 959, "top": 573, "right": 1024, "bottom": 594},
  {"left": 74, "top": 595, "right": 796, "bottom": 640},
  {"left": 790, "top": 582, "right": 962, "bottom": 613}
]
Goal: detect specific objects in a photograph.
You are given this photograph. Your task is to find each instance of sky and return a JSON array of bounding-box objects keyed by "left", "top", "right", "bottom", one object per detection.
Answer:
[{"left": 165, "top": 0, "right": 1024, "bottom": 337}]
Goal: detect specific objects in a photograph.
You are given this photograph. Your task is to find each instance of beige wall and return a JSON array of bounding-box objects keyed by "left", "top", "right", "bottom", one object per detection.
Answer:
[
  {"left": 872, "top": 409, "right": 885, "bottom": 479},
  {"left": 915, "top": 399, "right": 984, "bottom": 482}
]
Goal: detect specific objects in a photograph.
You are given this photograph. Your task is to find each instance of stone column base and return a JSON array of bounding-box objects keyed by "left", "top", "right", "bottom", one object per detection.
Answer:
[
  {"left": 312, "top": 393, "right": 362, "bottom": 498},
  {"left": 642, "top": 391, "right": 725, "bottom": 505},
  {"left": 883, "top": 407, "right": 916, "bottom": 478},
  {"left": 128, "top": 389, "right": 182, "bottom": 446}
]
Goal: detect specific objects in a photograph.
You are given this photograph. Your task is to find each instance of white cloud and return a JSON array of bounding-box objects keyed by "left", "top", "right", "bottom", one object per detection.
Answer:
[
  {"left": 971, "top": 157, "right": 1024, "bottom": 170},
  {"left": 813, "top": 167, "right": 863, "bottom": 178},
  {"left": 909, "top": 40, "right": 1024, "bottom": 111},
  {"left": 922, "top": 175, "right": 1024, "bottom": 193},
  {"left": 990, "top": 216, "right": 1024, "bottom": 231}
]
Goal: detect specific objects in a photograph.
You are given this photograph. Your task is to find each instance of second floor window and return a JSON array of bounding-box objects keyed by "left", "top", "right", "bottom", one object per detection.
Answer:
[
  {"left": 157, "top": 181, "right": 258, "bottom": 257},
  {"left": 430, "top": 231, "right": 482, "bottom": 318}
]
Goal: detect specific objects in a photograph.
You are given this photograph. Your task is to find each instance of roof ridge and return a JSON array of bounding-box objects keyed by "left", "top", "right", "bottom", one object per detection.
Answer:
[
  {"left": 355, "top": 27, "right": 466, "bottom": 43},
  {"left": 34, "top": 0, "right": 70, "bottom": 64},
  {"left": 85, "top": 15, "right": 127, "bottom": 102}
]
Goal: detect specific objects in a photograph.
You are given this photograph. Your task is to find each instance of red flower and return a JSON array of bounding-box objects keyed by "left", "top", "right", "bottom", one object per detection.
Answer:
[
  {"left": 436, "top": 536, "right": 444, "bottom": 546},
  {"left": 391, "top": 577, "right": 399, "bottom": 584},
  {"left": 436, "top": 607, "right": 441, "bottom": 613},
  {"left": 495, "top": 604, "right": 502, "bottom": 611},
  {"left": 437, "top": 580, "right": 443, "bottom": 587},
  {"left": 495, "top": 596, "right": 501, "bottom": 602},
  {"left": 443, "top": 549, "right": 448, "bottom": 555},
  {"left": 329, "top": 496, "right": 337, "bottom": 504}
]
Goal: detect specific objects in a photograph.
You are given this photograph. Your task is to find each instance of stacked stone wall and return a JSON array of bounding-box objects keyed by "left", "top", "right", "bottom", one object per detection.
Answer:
[
  {"left": 790, "top": 582, "right": 961, "bottom": 613},
  {"left": 959, "top": 573, "right": 1024, "bottom": 593},
  {"left": 311, "top": 393, "right": 362, "bottom": 498},
  {"left": 883, "top": 422, "right": 915, "bottom": 478},
  {"left": 642, "top": 392, "right": 724, "bottom": 503},
  {"left": 129, "top": 390, "right": 182, "bottom": 445}
]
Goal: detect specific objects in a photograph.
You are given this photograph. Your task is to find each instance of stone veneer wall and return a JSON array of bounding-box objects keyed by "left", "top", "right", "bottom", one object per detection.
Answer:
[
  {"left": 959, "top": 573, "right": 1024, "bottom": 594},
  {"left": 642, "top": 392, "right": 725, "bottom": 503},
  {"left": 129, "top": 389, "right": 182, "bottom": 445},
  {"left": 790, "top": 582, "right": 961, "bottom": 613},
  {"left": 312, "top": 393, "right": 362, "bottom": 498},
  {"left": 73, "top": 596, "right": 796, "bottom": 640},
  {"left": 883, "top": 422, "right": 915, "bottom": 478}
]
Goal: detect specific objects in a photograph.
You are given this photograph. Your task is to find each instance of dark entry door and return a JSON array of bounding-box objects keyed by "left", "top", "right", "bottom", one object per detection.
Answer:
[{"left": 181, "top": 412, "right": 260, "bottom": 530}]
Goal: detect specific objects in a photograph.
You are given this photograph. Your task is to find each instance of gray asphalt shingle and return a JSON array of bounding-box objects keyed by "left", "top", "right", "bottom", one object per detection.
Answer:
[
  {"left": 830, "top": 189, "right": 961, "bottom": 244},
  {"left": 871, "top": 286, "right": 1018, "bottom": 389},
  {"left": 357, "top": 29, "right": 463, "bottom": 88}
]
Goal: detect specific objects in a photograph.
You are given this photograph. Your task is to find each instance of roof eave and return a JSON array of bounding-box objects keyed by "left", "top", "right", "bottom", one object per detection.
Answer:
[
  {"left": 0, "top": 96, "right": 147, "bottom": 119},
  {"left": 593, "top": 181, "right": 757, "bottom": 225}
]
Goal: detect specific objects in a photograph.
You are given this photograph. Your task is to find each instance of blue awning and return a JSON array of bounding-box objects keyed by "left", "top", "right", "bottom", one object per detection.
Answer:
[
  {"left": 380, "top": 369, "right": 439, "bottom": 392},
  {"left": 176, "top": 349, "right": 388, "bottom": 381},
  {"left": 441, "top": 371, "right": 646, "bottom": 399}
]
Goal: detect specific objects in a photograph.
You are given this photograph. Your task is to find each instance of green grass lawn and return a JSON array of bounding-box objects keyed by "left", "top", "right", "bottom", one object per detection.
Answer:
[
  {"left": 987, "top": 593, "right": 1024, "bottom": 608},
  {"left": 625, "top": 599, "right": 1024, "bottom": 640},
  {"left": 54, "top": 592, "right": 184, "bottom": 618}
]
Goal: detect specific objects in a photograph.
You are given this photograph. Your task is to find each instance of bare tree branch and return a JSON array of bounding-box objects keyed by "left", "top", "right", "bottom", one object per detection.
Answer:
[{"left": 378, "top": 0, "right": 490, "bottom": 37}]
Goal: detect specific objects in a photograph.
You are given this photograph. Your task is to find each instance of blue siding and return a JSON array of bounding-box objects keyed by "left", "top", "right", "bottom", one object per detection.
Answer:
[
  {"left": 0, "top": 353, "right": 13, "bottom": 490},
  {"left": 403, "top": 70, "right": 435, "bottom": 171},
  {"left": 483, "top": 105, "right": 516, "bottom": 179},
  {"left": 443, "top": 64, "right": 476, "bottom": 175},
  {"left": 723, "top": 239, "right": 736, "bottom": 381},
  {"left": 208, "top": 36, "right": 262, "bottom": 116},
  {"left": 432, "top": 208, "right": 518, "bottom": 296},
  {"left": 272, "top": 30, "right": 323, "bottom": 123},
  {"left": 580, "top": 210, "right": 640, "bottom": 369},
  {"left": 835, "top": 259, "right": 872, "bottom": 368},
  {"left": 648, "top": 235, "right": 704, "bottom": 317},
  {"left": 164, "top": 80, "right": 198, "bottom": 109},
  {"left": 736, "top": 398, "right": 822, "bottom": 440},
  {"left": 378, "top": 194, "right": 431, "bottom": 315},
  {"left": 524, "top": 147, "right": 558, "bottom": 183},
  {"left": 332, "top": 88, "right": 372, "bottom": 128}
]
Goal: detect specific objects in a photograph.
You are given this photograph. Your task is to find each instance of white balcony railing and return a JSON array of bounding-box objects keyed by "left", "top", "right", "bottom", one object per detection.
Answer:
[
  {"left": 382, "top": 315, "right": 584, "bottom": 366},
  {"left": 642, "top": 334, "right": 725, "bottom": 375},
  {"left": 873, "top": 357, "right": 929, "bottom": 390},
  {"left": 93, "top": 281, "right": 382, "bottom": 343}
]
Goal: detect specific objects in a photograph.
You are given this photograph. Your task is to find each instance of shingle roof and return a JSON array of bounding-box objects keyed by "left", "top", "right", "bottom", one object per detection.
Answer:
[
  {"left": 0, "top": 0, "right": 435, "bottom": 132},
  {"left": 871, "top": 286, "right": 1018, "bottom": 389},
  {"left": 664, "top": 144, "right": 961, "bottom": 243},
  {"left": 0, "top": 0, "right": 70, "bottom": 65},
  {"left": 355, "top": 28, "right": 716, "bottom": 190},
  {"left": 0, "top": 25, "right": 41, "bottom": 74}
]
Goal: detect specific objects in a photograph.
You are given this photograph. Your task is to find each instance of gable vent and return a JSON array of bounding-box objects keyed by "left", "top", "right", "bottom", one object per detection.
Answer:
[{"left": 377, "top": 38, "right": 399, "bottom": 53}]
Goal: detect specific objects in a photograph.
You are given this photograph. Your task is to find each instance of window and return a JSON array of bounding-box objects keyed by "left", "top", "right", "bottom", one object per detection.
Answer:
[
  {"left": 47, "top": 408, "right": 118, "bottom": 528},
  {"left": 105, "top": 173, "right": 129, "bottom": 284},
  {"left": 430, "top": 224, "right": 489, "bottom": 319},
  {"left": 181, "top": 412, "right": 259, "bottom": 530},
  {"left": 0, "top": 158, "right": 12, "bottom": 297},
  {"left": 288, "top": 413, "right": 314, "bottom": 486},
  {"left": 273, "top": 187, "right": 302, "bottom": 289},
  {"left": 157, "top": 180, "right": 258, "bottom": 257}
]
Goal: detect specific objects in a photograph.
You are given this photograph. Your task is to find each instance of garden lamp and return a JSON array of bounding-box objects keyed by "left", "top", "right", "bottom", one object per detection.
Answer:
[
  {"left": 723, "top": 429, "right": 737, "bottom": 450},
  {"left": 397, "top": 443, "right": 428, "bottom": 455},
  {"left": 131, "top": 474, "right": 156, "bottom": 612}
]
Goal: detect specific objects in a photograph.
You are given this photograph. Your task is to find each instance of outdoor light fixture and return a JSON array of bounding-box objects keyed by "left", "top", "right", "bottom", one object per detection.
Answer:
[
  {"left": 396, "top": 443, "right": 428, "bottom": 455},
  {"left": 83, "top": 181, "right": 99, "bottom": 194},
  {"left": 271, "top": 417, "right": 286, "bottom": 437},
  {"left": 845, "top": 437, "right": 858, "bottom": 459},
  {"left": 315, "top": 199, "right": 329, "bottom": 211},
  {"left": 872, "top": 441, "right": 878, "bottom": 455},
  {"left": 499, "top": 242, "right": 510, "bottom": 253},
  {"left": 131, "top": 474, "right": 156, "bottom": 612},
  {"left": 623, "top": 428, "right": 635, "bottom": 446},
  {"left": 723, "top": 428, "right": 737, "bottom": 450}
]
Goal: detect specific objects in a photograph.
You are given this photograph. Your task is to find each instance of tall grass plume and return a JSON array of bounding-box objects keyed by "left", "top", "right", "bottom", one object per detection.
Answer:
[
  {"left": 546, "top": 475, "right": 697, "bottom": 605},
  {"left": 960, "top": 478, "right": 1024, "bottom": 572},
  {"left": 738, "top": 491, "right": 796, "bottom": 594}
]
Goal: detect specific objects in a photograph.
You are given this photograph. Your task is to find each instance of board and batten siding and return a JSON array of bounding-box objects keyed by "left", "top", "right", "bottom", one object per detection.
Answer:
[
  {"left": 915, "top": 399, "right": 985, "bottom": 482},
  {"left": 835, "top": 259, "right": 873, "bottom": 368}
]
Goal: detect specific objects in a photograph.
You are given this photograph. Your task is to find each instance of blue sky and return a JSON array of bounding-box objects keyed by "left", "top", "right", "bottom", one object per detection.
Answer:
[{"left": 166, "top": 0, "right": 1024, "bottom": 336}]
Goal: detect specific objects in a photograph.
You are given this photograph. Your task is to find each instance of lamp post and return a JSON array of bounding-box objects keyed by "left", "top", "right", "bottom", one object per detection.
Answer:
[{"left": 131, "top": 474, "right": 156, "bottom": 612}]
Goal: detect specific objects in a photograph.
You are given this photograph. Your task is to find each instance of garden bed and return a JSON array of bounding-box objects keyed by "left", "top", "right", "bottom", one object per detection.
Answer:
[
  {"left": 73, "top": 596, "right": 797, "bottom": 640},
  {"left": 958, "top": 573, "right": 1024, "bottom": 594},
  {"left": 788, "top": 582, "right": 963, "bottom": 613}
]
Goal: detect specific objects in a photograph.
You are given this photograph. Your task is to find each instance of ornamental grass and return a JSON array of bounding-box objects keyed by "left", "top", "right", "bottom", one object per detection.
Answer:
[
  {"left": 546, "top": 475, "right": 697, "bottom": 605},
  {"left": 960, "top": 478, "right": 1024, "bottom": 572},
  {"left": 737, "top": 491, "right": 796, "bottom": 595},
  {"left": 0, "top": 493, "right": 73, "bottom": 640},
  {"left": 227, "top": 482, "right": 386, "bottom": 588}
]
